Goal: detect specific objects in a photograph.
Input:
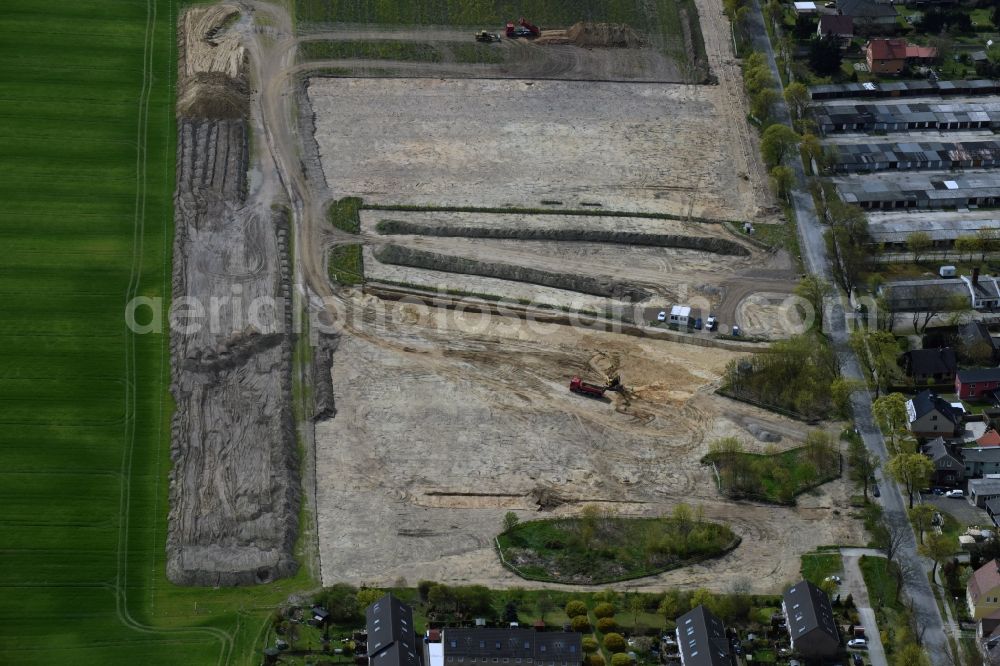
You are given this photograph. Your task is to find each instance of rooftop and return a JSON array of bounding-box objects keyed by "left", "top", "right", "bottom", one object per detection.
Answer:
[
  {"left": 969, "top": 559, "right": 1000, "bottom": 605},
  {"left": 969, "top": 478, "right": 1000, "bottom": 495},
  {"left": 783, "top": 580, "right": 839, "bottom": 647},
  {"left": 675, "top": 606, "right": 733, "bottom": 666},
  {"left": 443, "top": 628, "right": 582, "bottom": 664},
  {"left": 839, "top": 0, "right": 897, "bottom": 18},
  {"left": 958, "top": 368, "right": 1000, "bottom": 383}
]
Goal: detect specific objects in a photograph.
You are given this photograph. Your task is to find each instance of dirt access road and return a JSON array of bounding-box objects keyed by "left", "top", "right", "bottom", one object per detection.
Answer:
[{"left": 221, "top": 1, "right": 827, "bottom": 594}]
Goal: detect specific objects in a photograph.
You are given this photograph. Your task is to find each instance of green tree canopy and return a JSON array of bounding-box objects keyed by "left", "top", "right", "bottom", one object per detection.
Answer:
[{"left": 761, "top": 124, "right": 800, "bottom": 167}]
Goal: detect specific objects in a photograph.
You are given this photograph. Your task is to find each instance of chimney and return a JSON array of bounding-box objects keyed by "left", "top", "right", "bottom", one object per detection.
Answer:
[{"left": 973, "top": 267, "right": 980, "bottom": 286}]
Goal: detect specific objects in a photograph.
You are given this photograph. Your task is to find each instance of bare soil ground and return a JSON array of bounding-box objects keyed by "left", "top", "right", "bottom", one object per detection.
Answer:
[
  {"left": 314, "top": 306, "right": 862, "bottom": 593},
  {"left": 308, "top": 77, "right": 763, "bottom": 222}
]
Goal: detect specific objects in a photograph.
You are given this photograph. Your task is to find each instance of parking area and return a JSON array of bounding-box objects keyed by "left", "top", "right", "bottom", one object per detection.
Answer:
[{"left": 920, "top": 492, "right": 992, "bottom": 528}]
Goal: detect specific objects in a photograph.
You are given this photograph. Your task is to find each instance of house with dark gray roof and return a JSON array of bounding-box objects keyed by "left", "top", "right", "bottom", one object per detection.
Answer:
[
  {"left": 956, "top": 368, "right": 1000, "bottom": 401},
  {"left": 838, "top": 0, "right": 898, "bottom": 27},
  {"left": 902, "top": 348, "right": 957, "bottom": 383},
  {"left": 907, "top": 389, "right": 964, "bottom": 437},
  {"left": 964, "top": 447, "right": 1000, "bottom": 479},
  {"left": 970, "top": 478, "right": 1000, "bottom": 508},
  {"left": 367, "top": 594, "right": 420, "bottom": 666},
  {"left": 782, "top": 580, "right": 840, "bottom": 657},
  {"left": 675, "top": 605, "right": 734, "bottom": 666},
  {"left": 442, "top": 628, "right": 582, "bottom": 666},
  {"left": 922, "top": 436, "right": 964, "bottom": 485}
]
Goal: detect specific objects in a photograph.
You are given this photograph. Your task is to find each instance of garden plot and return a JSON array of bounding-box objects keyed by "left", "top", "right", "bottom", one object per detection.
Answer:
[
  {"left": 314, "top": 303, "right": 864, "bottom": 593},
  {"left": 308, "top": 77, "right": 762, "bottom": 222}
]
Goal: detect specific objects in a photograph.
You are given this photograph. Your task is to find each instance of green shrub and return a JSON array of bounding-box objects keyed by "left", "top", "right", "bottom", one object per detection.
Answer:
[
  {"left": 596, "top": 617, "right": 618, "bottom": 633},
  {"left": 581, "top": 637, "right": 599, "bottom": 653},
  {"left": 603, "top": 633, "right": 627, "bottom": 653},
  {"left": 327, "top": 197, "right": 362, "bottom": 233},
  {"left": 570, "top": 615, "right": 591, "bottom": 633},
  {"left": 565, "top": 600, "right": 588, "bottom": 618},
  {"left": 611, "top": 654, "right": 632, "bottom": 666},
  {"left": 585, "top": 655, "right": 606, "bottom": 666},
  {"left": 593, "top": 602, "right": 616, "bottom": 618}
]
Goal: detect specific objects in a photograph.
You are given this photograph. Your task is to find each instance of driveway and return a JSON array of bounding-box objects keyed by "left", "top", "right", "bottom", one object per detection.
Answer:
[{"left": 841, "top": 551, "right": 889, "bottom": 666}]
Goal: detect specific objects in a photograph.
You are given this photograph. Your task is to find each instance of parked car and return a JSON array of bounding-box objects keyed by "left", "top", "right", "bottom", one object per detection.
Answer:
[
  {"left": 852, "top": 654, "right": 863, "bottom": 666},
  {"left": 946, "top": 489, "right": 965, "bottom": 498},
  {"left": 872, "top": 484, "right": 880, "bottom": 498},
  {"left": 847, "top": 638, "right": 868, "bottom": 649},
  {"left": 825, "top": 575, "right": 842, "bottom": 584},
  {"left": 706, "top": 316, "right": 718, "bottom": 332},
  {"left": 932, "top": 487, "right": 946, "bottom": 496},
  {"left": 824, "top": 1, "right": 836, "bottom": 6},
  {"left": 657, "top": 311, "right": 666, "bottom": 322},
  {"left": 693, "top": 317, "right": 703, "bottom": 330},
  {"left": 731, "top": 325, "right": 742, "bottom": 337}
]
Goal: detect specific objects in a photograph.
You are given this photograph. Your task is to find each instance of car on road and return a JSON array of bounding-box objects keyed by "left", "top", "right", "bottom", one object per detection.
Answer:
[
  {"left": 657, "top": 311, "right": 666, "bottom": 322},
  {"left": 872, "top": 484, "right": 880, "bottom": 497},
  {"left": 945, "top": 489, "right": 965, "bottom": 498},
  {"left": 847, "top": 638, "right": 868, "bottom": 649},
  {"left": 825, "top": 575, "right": 842, "bottom": 584}
]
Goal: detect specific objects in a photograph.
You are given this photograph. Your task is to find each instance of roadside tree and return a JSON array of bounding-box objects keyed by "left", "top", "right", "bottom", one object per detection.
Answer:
[{"left": 887, "top": 453, "right": 934, "bottom": 508}]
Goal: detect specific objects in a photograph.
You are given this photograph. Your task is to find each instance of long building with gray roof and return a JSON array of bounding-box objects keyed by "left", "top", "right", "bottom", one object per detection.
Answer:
[
  {"left": 809, "top": 79, "right": 1000, "bottom": 101},
  {"left": 815, "top": 101, "right": 1000, "bottom": 134},
  {"left": 833, "top": 170, "right": 1000, "bottom": 209},
  {"left": 829, "top": 139, "right": 1000, "bottom": 173}
]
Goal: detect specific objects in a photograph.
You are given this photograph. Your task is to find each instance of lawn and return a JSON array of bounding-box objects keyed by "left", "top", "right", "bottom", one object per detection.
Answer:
[
  {"left": 329, "top": 245, "right": 365, "bottom": 285},
  {"left": 859, "top": 555, "right": 903, "bottom": 612},
  {"left": 0, "top": 2, "right": 314, "bottom": 664},
  {"left": 800, "top": 550, "right": 844, "bottom": 587},
  {"left": 327, "top": 197, "right": 362, "bottom": 233},
  {"left": 293, "top": 0, "right": 709, "bottom": 81},
  {"left": 496, "top": 511, "right": 739, "bottom": 584},
  {"left": 703, "top": 445, "right": 842, "bottom": 505}
]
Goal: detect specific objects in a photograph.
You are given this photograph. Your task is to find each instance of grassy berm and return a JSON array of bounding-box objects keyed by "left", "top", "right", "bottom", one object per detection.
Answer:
[{"left": 497, "top": 508, "right": 738, "bottom": 584}]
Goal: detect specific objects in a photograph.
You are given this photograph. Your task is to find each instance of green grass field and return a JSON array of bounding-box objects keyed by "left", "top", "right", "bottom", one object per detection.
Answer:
[{"left": 0, "top": 2, "right": 313, "bottom": 664}]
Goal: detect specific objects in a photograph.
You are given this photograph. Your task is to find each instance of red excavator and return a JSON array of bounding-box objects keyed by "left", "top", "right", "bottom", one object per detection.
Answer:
[
  {"left": 506, "top": 17, "right": 541, "bottom": 38},
  {"left": 569, "top": 375, "right": 623, "bottom": 399}
]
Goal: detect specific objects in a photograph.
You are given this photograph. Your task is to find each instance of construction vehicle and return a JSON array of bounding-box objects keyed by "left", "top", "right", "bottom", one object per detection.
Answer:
[
  {"left": 569, "top": 374, "right": 623, "bottom": 399},
  {"left": 505, "top": 17, "right": 541, "bottom": 38},
  {"left": 475, "top": 30, "right": 500, "bottom": 42}
]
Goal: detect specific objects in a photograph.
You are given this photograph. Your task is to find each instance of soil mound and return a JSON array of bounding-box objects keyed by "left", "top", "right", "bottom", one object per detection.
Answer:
[
  {"left": 178, "top": 72, "right": 250, "bottom": 119},
  {"left": 567, "top": 22, "right": 644, "bottom": 48}
]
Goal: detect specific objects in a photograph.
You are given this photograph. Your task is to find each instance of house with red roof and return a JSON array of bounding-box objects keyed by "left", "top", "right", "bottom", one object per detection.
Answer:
[
  {"left": 866, "top": 38, "right": 938, "bottom": 75},
  {"left": 980, "top": 429, "right": 1000, "bottom": 448}
]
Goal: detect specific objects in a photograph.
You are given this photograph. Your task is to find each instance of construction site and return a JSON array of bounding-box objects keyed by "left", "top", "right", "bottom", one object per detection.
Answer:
[{"left": 164, "top": 1, "right": 857, "bottom": 596}]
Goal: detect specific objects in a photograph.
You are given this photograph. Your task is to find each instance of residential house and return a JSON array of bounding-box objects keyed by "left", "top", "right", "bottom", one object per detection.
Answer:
[
  {"left": 969, "top": 478, "right": 1000, "bottom": 507},
  {"left": 907, "top": 390, "right": 964, "bottom": 438},
  {"left": 968, "top": 559, "right": 1000, "bottom": 621},
  {"left": 965, "top": 447, "right": 1000, "bottom": 478},
  {"left": 922, "top": 436, "right": 964, "bottom": 486},
  {"left": 675, "top": 605, "right": 734, "bottom": 666},
  {"left": 817, "top": 15, "right": 855, "bottom": 47},
  {"left": 782, "top": 580, "right": 839, "bottom": 658},
  {"left": 956, "top": 368, "right": 1000, "bottom": 401},
  {"left": 442, "top": 628, "right": 582, "bottom": 666},
  {"left": 958, "top": 322, "right": 999, "bottom": 365},
  {"left": 367, "top": 594, "right": 420, "bottom": 666},
  {"left": 986, "top": 498, "right": 1000, "bottom": 528},
  {"left": 901, "top": 348, "right": 958, "bottom": 384},
  {"left": 838, "top": 0, "right": 898, "bottom": 29},
  {"left": 961, "top": 269, "right": 1000, "bottom": 310},
  {"left": 980, "top": 429, "right": 1000, "bottom": 448},
  {"left": 866, "top": 38, "right": 938, "bottom": 75}
]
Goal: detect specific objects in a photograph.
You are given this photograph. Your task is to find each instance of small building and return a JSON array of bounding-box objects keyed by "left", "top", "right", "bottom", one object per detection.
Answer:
[
  {"left": 901, "top": 348, "right": 958, "bottom": 384},
  {"left": 794, "top": 1, "right": 818, "bottom": 13},
  {"left": 961, "top": 269, "right": 1000, "bottom": 311},
  {"left": 986, "top": 498, "right": 1000, "bottom": 527},
  {"left": 968, "top": 559, "right": 1000, "bottom": 620},
  {"left": 878, "top": 278, "right": 970, "bottom": 312},
  {"left": 922, "top": 436, "right": 964, "bottom": 486},
  {"left": 956, "top": 368, "right": 1000, "bottom": 401},
  {"left": 866, "top": 38, "right": 938, "bottom": 75},
  {"left": 907, "top": 389, "right": 964, "bottom": 438},
  {"left": 969, "top": 478, "right": 1000, "bottom": 507},
  {"left": 670, "top": 305, "right": 691, "bottom": 326},
  {"left": 675, "top": 605, "right": 734, "bottom": 666},
  {"left": 442, "top": 628, "right": 582, "bottom": 666},
  {"left": 964, "top": 447, "right": 1000, "bottom": 478},
  {"left": 817, "top": 15, "right": 855, "bottom": 46},
  {"left": 838, "top": 0, "right": 898, "bottom": 28},
  {"left": 979, "top": 429, "right": 1000, "bottom": 448},
  {"left": 782, "top": 580, "right": 840, "bottom": 658}
]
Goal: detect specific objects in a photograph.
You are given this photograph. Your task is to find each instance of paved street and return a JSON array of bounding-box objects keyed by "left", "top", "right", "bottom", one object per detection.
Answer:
[{"left": 745, "top": 3, "right": 952, "bottom": 663}]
